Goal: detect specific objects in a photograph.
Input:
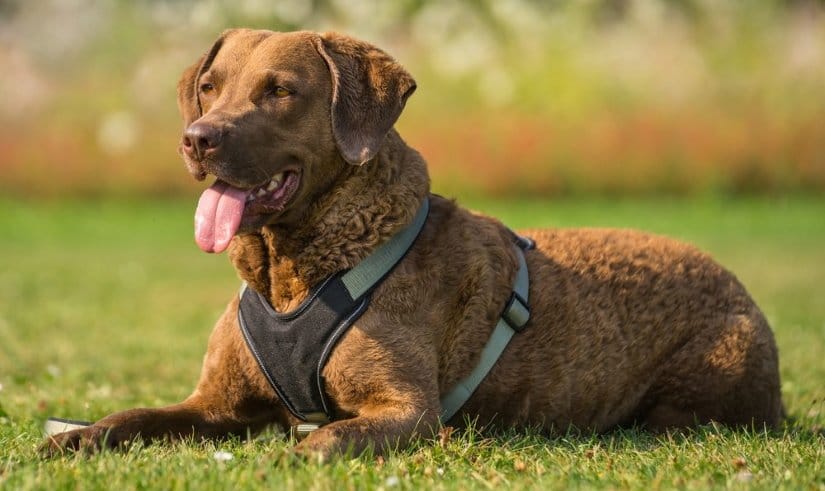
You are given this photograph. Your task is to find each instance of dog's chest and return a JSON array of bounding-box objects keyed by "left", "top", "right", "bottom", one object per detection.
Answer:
[{"left": 238, "top": 198, "right": 432, "bottom": 426}]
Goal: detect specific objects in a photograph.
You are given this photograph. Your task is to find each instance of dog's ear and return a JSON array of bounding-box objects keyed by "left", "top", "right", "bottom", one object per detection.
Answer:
[
  {"left": 176, "top": 55, "right": 205, "bottom": 127},
  {"left": 176, "top": 30, "right": 238, "bottom": 127},
  {"left": 312, "top": 32, "right": 417, "bottom": 165}
]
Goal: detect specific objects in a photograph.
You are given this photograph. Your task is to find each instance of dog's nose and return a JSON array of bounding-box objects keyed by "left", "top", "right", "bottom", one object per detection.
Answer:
[{"left": 182, "top": 122, "right": 223, "bottom": 160}]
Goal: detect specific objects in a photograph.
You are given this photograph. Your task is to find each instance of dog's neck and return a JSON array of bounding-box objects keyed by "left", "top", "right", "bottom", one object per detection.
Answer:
[{"left": 229, "top": 131, "right": 430, "bottom": 312}]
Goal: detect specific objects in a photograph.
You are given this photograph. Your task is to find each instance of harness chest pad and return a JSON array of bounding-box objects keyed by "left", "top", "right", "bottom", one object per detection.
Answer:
[
  {"left": 238, "top": 277, "right": 368, "bottom": 422},
  {"left": 236, "top": 200, "right": 431, "bottom": 424}
]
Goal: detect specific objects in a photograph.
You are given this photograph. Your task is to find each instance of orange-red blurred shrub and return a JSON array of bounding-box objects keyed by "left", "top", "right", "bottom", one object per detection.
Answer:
[{"left": 1, "top": 0, "right": 823, "bottom": 198}]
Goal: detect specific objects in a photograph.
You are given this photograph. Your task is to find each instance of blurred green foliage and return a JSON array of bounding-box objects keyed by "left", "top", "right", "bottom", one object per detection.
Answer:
[{"left": 0, "top": 0, "right": 823, "bottom": 197}]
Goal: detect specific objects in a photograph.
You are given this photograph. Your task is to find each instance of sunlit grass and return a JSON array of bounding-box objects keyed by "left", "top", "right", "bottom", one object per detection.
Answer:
[{"left": 0, "top": 196, "right": 823, "bottom": 489}]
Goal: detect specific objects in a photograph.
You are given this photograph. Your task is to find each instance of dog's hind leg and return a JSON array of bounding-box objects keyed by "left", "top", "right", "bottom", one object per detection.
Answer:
[
  {"left": 642, "top": 307, "right": 783, "bottom": 432},
  {"left": 40, "top": 297, "right": 287, "bottom": 456}
]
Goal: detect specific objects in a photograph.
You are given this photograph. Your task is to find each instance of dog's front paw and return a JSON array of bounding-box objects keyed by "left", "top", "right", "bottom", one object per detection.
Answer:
[
  {"left": 292, "top": 429, "right": 345, "bottom": 463},
  {"left": 39, "top": 425, "right": 127, "bottom": 457},
  {"left": 292, "top": 446, "right": 330, "bottom": 465},
  {"left": 292, "top": 438, "right": 332, "bottom": 464}
]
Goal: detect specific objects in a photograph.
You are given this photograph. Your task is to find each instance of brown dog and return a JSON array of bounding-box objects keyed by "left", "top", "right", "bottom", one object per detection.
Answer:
[{"left": 42, "top": 29, "right": 783, "bottom": 458}]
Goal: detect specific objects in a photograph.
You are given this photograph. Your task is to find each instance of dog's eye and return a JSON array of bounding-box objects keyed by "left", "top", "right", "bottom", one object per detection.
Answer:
[
  {"left": 270, "top": 86, "right": 291, "bottom": 98},
  {"left": 199, "top": 83, "right": 215, "bottom": 94}
]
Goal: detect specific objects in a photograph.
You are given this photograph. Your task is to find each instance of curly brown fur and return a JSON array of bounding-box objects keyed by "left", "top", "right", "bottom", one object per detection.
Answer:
[{"left": 41, "top": 30, "right": 783, "bottom": 459}]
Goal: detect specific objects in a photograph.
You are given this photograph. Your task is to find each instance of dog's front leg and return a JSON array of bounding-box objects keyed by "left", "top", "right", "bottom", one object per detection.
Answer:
[
  {"left": 40, "top": 397, "right": 275, "bottom": 456},
  {"left": 41, "top": 297, "right": 285, "bottom": 456},
  {"left": 294, "top": 404, "right": 440, "bottom": 460}
]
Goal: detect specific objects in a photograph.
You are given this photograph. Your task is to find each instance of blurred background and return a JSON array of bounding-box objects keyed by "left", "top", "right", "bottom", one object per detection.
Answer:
[{"left": 1, "top": 0, "right": 823, "bottom": 198}]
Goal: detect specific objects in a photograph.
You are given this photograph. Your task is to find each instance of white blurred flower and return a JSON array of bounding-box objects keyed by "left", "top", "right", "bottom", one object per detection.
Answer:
[
  {"left": 582, "top": 17, "right": 708, "bottom": 105},
  {"left": 1, "top": 0, "right": 108, "bottom": 62},
  {"left": 240, "top": 0, "right": 270, "bottom": 18},
  {"left": 132, "top": 49, "right": 190, "bottom": 108},
  {"left": 325, "top": 0, "right": 403, "bottom": 43},
  {"left": 46, "top": 364, "right": 61, "bottom": 377},
  {"left": 97, "top": 111, "right": 139, "bottom": 156},
  {"left": 87, "top": 384, "right": 112, "bottom": 399},
  {"left": 444, "top": 31, "right": 496, "bottom": 78},
  {"left": 410, "top": 3, "right": 500, "bottom": 79},
  {"left": 411, "top": 2, "right": 465, "bottom": 49},
  {"left": 490, "top": 0, "right": 546, "bottom": 38},
  {"left": 272, "top": 0, "right": 313, "bottom": 25},
  {"left": 785, "top": 13, "right": 825, "bottom": 76},
  {"left": 0, "top": 48, "right": 52, "bottom": 117},
  {"left": 190, "top": 0, "right": 221, "bottom": 30},
  {"left": 384, "top": 475, "right": 400, "bottom": 487},
  {"left": 213, "top": 450, "right": 234, "bottom": 462},
  {"left": 735, "top": 470, "right": 754, "bottom": 482},
  {"left": 149, "top": 2, "right": 188, "bottom": 28}
]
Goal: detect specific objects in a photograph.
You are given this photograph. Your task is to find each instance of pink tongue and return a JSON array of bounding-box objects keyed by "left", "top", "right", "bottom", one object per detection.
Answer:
[{"left": 194, "top": 181, "right": 248, "bottom": 253}]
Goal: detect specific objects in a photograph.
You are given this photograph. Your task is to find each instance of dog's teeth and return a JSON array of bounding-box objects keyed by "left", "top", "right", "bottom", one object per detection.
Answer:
[
  {"left": 246, "top": 194, "right": 254, "bottom": 202},
  {"left": 266, "top": 180, "right": 278, "bottom": 191},
  {"left": 271, "top": 172, "right": 283, "bottom": 184},
  {"left": 256, "top": 188, "right": 267, "bottom": 197}
]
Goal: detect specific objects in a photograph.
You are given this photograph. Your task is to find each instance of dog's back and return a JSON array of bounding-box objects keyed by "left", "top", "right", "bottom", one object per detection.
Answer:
[{"left": 428, "top": 218, "right": 783, "bottom": 432}]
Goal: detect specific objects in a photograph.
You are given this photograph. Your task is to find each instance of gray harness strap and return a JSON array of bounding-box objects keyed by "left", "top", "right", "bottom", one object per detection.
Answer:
[
  {"left": 439, "top": 243, "right": 531, "bottom": 422},
  {"left": 341, "top": 199, "right": 430, "bottom": 299}
]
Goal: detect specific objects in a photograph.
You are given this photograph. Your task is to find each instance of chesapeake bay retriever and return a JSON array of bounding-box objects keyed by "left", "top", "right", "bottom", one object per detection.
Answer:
[{"left": 42, "top": 29, "right": 783, "bottom": 458}]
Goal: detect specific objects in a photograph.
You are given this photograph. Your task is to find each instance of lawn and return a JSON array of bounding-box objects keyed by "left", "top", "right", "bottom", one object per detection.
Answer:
[{"left": 0, "top": 196, "right": 823, "bottom": 490}]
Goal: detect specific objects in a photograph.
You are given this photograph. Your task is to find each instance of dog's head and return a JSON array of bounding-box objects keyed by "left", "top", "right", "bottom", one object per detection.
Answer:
[{"left": 177, "top": 30, "right": 416, "bottom": 253}]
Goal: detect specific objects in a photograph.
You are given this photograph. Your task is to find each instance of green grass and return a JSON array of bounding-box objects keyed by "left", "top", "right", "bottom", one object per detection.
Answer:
[{"left": 1, "top": 196, "right": 823, "bottom": 490}]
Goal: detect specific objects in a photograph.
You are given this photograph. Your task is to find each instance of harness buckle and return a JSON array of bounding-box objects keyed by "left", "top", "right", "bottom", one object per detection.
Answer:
[
  {"left": 502, "top": 291, "right": 530, "bottom": 332},
  {"left": 515, "top": 235, "right": 536, "bottom": 251},
  {"left": 291, "top": 412, "right": 329, "bottom": 439},
  {"left": 291, "top": 423, "right": 321, "bottom": 439}
]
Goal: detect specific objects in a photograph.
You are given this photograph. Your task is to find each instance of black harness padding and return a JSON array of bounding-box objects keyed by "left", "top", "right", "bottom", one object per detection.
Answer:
[
  {"left": 237, "top": 198, "right": 431, "bottom": 423},
  {"left": 238, "top": 275, "right": 368, "bottom": 421}
]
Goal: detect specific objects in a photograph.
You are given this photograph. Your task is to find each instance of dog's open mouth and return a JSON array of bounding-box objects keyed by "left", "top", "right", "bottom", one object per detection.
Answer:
[{"left": 194, "top": 170, "right": 301, "bottom": 253}]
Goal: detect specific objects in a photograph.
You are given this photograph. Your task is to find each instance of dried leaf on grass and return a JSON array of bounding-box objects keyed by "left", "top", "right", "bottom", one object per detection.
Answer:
[{"left": 438, "top": 426, "right": 454, "bottom": 448}]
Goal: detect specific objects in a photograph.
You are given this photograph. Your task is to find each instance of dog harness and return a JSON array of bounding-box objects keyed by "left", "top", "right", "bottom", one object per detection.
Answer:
[{"left": 237, "top": 197, "right": 532, "bottom": 435}]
